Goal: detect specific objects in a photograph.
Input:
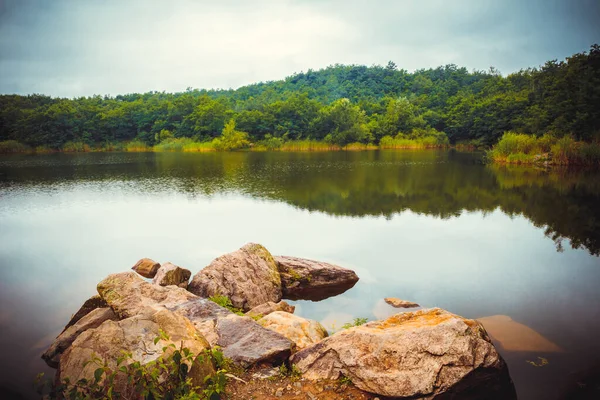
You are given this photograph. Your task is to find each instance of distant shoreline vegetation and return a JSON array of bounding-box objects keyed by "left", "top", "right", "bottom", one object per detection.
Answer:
[{"left": 1, "top": 45, "right": 598, "bottom": 162}]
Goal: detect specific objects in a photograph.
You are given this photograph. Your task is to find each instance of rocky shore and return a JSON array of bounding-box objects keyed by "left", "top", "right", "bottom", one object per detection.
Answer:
[{"left": 42, "top": 243, "right": 516, "bottom": 399}]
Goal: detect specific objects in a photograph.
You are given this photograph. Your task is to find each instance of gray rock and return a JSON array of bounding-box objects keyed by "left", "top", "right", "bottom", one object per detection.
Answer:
[
  {"left": 275, "top": 256, "right": 359, "bottom": 301},
  {"left": 188, "top": 243, "right": 282, "bottom": 311},
  {"left": 170, "top": 299, "right": 294, "bottom": 367},
  {"left": 152, "top": 262, "right": 191, "bottom": 288},
  {"left": 291, "top": 308, "right": 516, "bottom": 399},
  {"left": 258, "top": 311, "right": 328, "bottom": 351},
  {"left": 131, "top": 258, "right": 161, "bottom": 278},
  {"left": 42, "top": 307, "right": 117, "bottom": 368}
]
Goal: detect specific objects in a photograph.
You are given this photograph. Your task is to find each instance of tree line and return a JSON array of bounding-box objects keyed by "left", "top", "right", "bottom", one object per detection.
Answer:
[{"left": 0, "top": 45, "right": 598, "bottom": 150}]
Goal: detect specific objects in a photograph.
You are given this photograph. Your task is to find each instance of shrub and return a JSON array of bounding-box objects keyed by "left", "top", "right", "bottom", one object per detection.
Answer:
[
  {"left": 208, "top": 294, "right": 244, "bottom": 315},
  {"left": 212, "top": 120, "right": 250, "bottom": 151},
  {"left": 0, "top": 140, "right": 31, "bottom": 153},
  {"left": 126, "top": 140, "right": 151, "bottom": 152},
  {"left": 342, "top": 317, "right": 368, "bottom": 329}
]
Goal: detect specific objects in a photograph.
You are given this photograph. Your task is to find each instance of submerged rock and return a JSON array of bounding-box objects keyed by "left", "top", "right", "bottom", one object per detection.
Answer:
[
  {"left": 97, "top": 271, "right": 197, "bottom": 318},
  {"left": 58, "top": 308, "right": 213, "bottom": 397},
  {"left": 188, "top": 243, "right": 282, "bottom": 311},
  {"left": 62, "top": 294, "right": 108, "bottom": 331},
  {"left": 42, "top": 307, "right": 118, "bottom": 368},
  {"left": 246, "top": 301, "right": 295, "bottom": 318},
  {"left": 275, "top": 256, "right": 359, "bottom": 301},
  {"left": 291, "top": 308, "right": 516, "bottom": 399},
  {"left": 152, "top": 262, "right": 191, "bottom": 288},
  {"left": 384, "top": 297, "right": 420, "bottom": 308},
  {"left": 131, "top": 258, "right": 161, "bottom": 278},
  {"left": 170, "top": 299, "right": 294, "bottom": 367},
  {"left": 258, "top": 311, "right": 328, "bottom": 351},
  {"left": 477, "top": 315, "right": 563, "bottom": 352}
]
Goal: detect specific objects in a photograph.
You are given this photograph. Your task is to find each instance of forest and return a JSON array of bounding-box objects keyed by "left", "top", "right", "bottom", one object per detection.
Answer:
[{"left": 0, "top": 45, "right": 598, "bottom": 154}]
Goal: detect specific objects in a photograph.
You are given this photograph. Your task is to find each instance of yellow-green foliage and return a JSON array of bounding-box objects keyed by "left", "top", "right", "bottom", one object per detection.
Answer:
[
  {"left": 489, "top": 132, "right": 600, "bottom": 165},
  {"left": 0, "top": 140, "right": 32, "bottom": 153},
  {"left": 62, "top": 141, "right": 91, "bottom": 152},
  {"left": 212, "top": 120, "right": 250, "bottom": 151},
  {"left": 278, "top": 140, "right": 339, "bottom": 151},
  {"left": 125, "top": 140, "right": 151, "bottom": 152},
  {"left": 379, "top": 128, "right": 449, "bottom": 149},
  {"left": 34, "top": 145, "right": 55, "bottom": 154}
]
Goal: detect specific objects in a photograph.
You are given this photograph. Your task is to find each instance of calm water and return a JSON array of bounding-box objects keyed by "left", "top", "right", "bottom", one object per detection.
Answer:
[{"left": 1, "top": 150, "right": 599, "bottom": 399}]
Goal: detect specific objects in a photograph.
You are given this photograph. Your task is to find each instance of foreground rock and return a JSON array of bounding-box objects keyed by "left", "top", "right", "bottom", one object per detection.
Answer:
[
  {"left": 152, "top": 262, "right": 191, "bottom": 288},
  {"left": 246, "top": 301, "right": 295, "bottom": 318},
  {"left": 275, "top": 256, "right": 359, "bottom": 301},
  {"left": 63, "top": 294, "right": 108, "bottom": 331},
  {"left": 131, "top": 257, "right": 161, "bottom": 278},
  {"left": 188, "top": 243, "right": 282, "bottom": 311},
  {"left": 291, "top": 308, "right": 516, "bottom": 399},
  {"left": 384, "top": 297, "right": 420, "bottom": 308},
  {"left": 43, "top": 307, "right": 118, "bottom": 368},
  {"left": 97, "top": 271, "right": 293, "bottom": 367},
  {"left": 59, "top": 308, "right": 214, "bottom": 396},
  {"left": 258, "top": 311, "right": 328, "bottom": 351},
  {"left": 97, "top": 271, "right": 197, "bottom": 318},
  {"left": 170, "top": 299, "right": 294, "bottom": 367}
]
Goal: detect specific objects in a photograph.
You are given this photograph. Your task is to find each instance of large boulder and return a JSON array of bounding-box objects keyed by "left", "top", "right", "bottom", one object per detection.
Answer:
[
  {"left": 131, "top": 258, "right": 161, "bottom": 278},
  {"left": 258, "top": 311, "right": 328, "bottom": 351},
  {"left": 58, "top": 308, "right": 213, "bottom": 397},
  {"left": 169, "top": 299, "right": 294, "bottom": 367},
  {"left": 42, "top": 307, "right": 118, "bottom": 368},
  {"left": 291, "top": 308, "right": 516, "bottom": 399},
  {"left": 62, "top": 295, "right": 108, "bottom": 331},
  {"left": 97, "top": 271, "right": 197, "bottom": 319},
  {"left": 188, "top": 243, "right": 282, "bottom": 311},
  {"left": 275, "top": 256, "right": 359, "bottom": 301},
  {"left": 246, "top": 301, "right": 295, "bottom": 318},
  {"left": 152, "top": 262, "right": 191, "bottom": 288}
]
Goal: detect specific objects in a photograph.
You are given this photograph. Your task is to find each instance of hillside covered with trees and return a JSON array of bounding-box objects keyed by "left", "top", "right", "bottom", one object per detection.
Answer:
[{"left": 0, "top": 45, "right": 599, "bottom": 151}]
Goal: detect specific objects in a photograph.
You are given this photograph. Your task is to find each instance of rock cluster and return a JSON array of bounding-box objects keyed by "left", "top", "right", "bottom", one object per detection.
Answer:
[{"left": 43, "top": 243, "right": 515, "bottom": 399}]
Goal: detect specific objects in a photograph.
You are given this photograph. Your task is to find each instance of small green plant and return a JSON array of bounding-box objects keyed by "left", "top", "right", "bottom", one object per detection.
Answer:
[
  {"left": 339, "top": 375, "right": 353, "bottom": 386},
  {"left": 208, "top": 294, "right": 244, "bottom": 316},
  {"left": 342, "top": 317, "right": 368, "bottom": 329},
  {"left": 278, "top": 363, "right": 302, "bottom": 380},
  {"left": 35, "top": 330, "right": 232, "bottom": 400}
]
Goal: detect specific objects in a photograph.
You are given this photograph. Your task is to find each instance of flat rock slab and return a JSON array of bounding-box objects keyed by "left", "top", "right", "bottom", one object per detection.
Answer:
[
  {"left": 59, "top": 308, "right": 213, "bottom": 397},
  {"left": 131, "top": 257, "right": 161, "bottom": 278},
  {"left": 97, "top": 271, "right": 197, "bottom": 319},
  {"left": 188, "top": 243, "right": 282, "bottom": 311},
  {"left": 291, "top": 308, "right": 516, "bottom": 399},
  {"left": 258, "top": 311, "right": 328, "bottom": 351},
  {"left": 384, "top": 297, "right": 420, "bottom": 308},
  {"left": 170, "top": 299, "right": 294, "bottom": 367},
  {"left": 246, "top": 301, "right": 295, "bottom": 318},
  {"left": 275, "top": 256, "right": 359, "bottom": 301}
]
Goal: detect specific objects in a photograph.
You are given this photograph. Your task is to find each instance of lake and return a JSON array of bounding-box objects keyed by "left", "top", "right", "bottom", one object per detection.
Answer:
[{"left": 1, "top": 150, "right": 599, "bottom": 399}]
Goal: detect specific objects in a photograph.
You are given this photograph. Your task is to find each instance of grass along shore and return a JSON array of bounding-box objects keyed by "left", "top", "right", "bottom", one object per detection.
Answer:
[{"left": 488, "top": 132, "right": 600, "bottom": 166}]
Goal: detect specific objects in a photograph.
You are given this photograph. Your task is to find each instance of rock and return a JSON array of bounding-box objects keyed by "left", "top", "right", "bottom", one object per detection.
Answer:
[
  {"left": 170, "top": 299, "right": 294, "bottom": 367},
  {"left": 275, "top": 256, "right": 359, "bottom": 301},
  {"left": 59, "top": 308, "right": 213, "bottom": 396},
  {"left": 188, "top": 243, "right": 282, "bottom": 311},
  {"left": 152, "top": 262, "right": 191, "bottom": 288},
  {"left": 384, "top": 297, "right": 420, "bottom": 308},
  {"left": 42, "top": 307, "right": 118, "bottom": 368},
  {"left": 131, "top": 257, "right": 161, "bottom": 278},
  {"left": 258, "top": 311, "right": 328, "bottom": 351},
  {"left": 246, "top": 301, "right": 295, "bottom": 318},
  {"left": 97, "top": 271, "right": 197, "bottom": 319},
  {"left": 291, "top": 308, "right": 516, "bottom": 399},
  {"left": 252, "top": 367, "right": 279, "bottom": 379},
  {"left": 63, "top": 295, "right": 108, "bottom": 331},
  {"left": 477, "top": 315, "right": 563, "bottom": 352}
]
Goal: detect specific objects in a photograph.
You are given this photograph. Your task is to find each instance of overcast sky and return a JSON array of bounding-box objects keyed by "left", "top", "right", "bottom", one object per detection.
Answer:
[{"left": 1, "top": 0, "right": 599, "bottom": 98}]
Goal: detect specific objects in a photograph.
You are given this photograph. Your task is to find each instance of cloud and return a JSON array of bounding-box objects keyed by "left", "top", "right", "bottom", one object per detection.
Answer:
[{"left": 0, "top": 0, "right": 598, "bottom": 97}]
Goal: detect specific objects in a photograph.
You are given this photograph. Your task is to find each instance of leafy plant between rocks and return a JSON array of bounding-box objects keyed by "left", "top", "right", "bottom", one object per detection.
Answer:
[
  {"left": 278, "top": 363, "right": 302, "bottom": 380},
  {"left": 207, "top": 294, "right": 244, "bottom": 316},
  {"left": 342, "top": 317, "right": 368, "bottom": 329},
  {"left": 35, "top": 330, "right": 232, "bottom": 400}
]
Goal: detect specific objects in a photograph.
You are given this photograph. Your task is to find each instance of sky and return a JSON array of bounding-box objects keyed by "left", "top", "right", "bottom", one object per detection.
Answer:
[{"left": 0, "top": 0, "right": 599, "bottom": 98}]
